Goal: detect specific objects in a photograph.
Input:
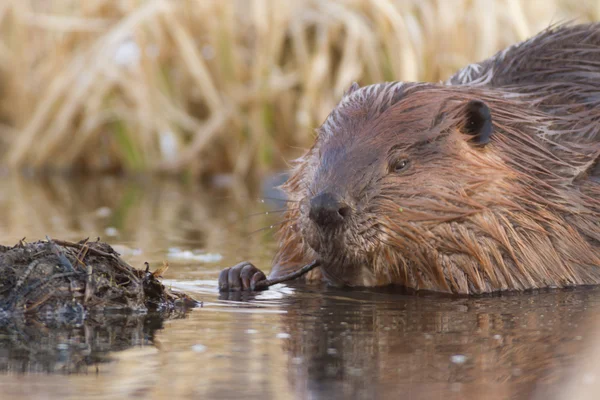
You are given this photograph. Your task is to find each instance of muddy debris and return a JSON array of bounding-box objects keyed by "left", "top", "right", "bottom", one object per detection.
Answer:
[
  {"left": 0, "top": 238, "right": 200, "bottom": 373},
  {"left": 0, "top": 237, "right": 199, "bottom": 318}
]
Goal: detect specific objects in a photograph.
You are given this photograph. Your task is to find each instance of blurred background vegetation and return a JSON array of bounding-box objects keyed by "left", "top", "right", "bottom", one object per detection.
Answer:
[{"left": 0, "top": 0, "right": 597, "bottom": 180}]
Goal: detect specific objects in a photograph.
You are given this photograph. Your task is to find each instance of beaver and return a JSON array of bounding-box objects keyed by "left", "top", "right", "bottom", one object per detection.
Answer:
[{"left": 219, "top": 22, "right": 600, "bottom": 295}]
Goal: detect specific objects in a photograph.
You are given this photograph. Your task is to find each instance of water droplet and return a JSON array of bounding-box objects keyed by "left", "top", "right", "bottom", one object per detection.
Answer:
[
  {"left": 450, "top": 354, "right": 467, "bottom": 364},
  {"left": 276, "top": 333, "right": 291, "bottom": 339},
  {"left": 167, "top": 249, "right": 222, "bottom": 263},
  {"left": 159, "top": 131, "right": 179, "bottom": 162},
  {"left": 114, "top": 38, "right": 140, "bottom": 66},
  {"left": 104, "top": 227, "right": 119, "bottom": 237},
  {"left": 245, "top": 329, "right": 258, "bottom": 334},
  {"left": 95, "top": 207, "right": 112, "bottom": 218},
  {"left": 191, "top": 344, "right": 207, "bottom": 353}
]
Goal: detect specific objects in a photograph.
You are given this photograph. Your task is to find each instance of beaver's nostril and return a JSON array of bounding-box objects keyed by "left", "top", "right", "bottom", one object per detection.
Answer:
[
  {"left": 338, "top": 205, "right": 352, "bottom": 218},
  {"left": 309, "top": 192, "right": 350, "bottom": 227}
]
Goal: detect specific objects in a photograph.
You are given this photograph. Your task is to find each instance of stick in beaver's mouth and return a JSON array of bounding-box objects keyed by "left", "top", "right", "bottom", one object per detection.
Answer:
[{"left": 249, "top": 260, "right": 321, "bottom": 291}]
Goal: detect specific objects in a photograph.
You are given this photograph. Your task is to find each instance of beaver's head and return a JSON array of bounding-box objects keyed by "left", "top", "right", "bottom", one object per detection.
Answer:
[{"left": 292, "top": 82, "right": 513, "bottom": 290}]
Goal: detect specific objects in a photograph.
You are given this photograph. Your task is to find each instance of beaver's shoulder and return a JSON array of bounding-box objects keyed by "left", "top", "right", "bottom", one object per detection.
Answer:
[{"left": 448, "top": 22, "right": 600, "bottom": 90}]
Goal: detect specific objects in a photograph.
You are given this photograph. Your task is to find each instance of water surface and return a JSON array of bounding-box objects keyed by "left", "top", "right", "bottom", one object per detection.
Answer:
[{"left": 0, "top": 174, "right": 599, "bottom": 400}]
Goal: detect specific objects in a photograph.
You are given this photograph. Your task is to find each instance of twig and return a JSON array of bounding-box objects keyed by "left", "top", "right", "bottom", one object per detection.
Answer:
[
  {"left": 75, "top": 241, "right": 90, "bottom": 268},
  {"left": 6, "top": 260, "right": 42, "bottom": 305},
  {"left": 13, "top": 272, "right": 78, "bottom": 308},
  {"left": 24, "top": 290, "right": 55, "bottom": 314},
  {"left": 84, "top": 264, "right": 94, "bottom": 305},
  {"left": 51, "top": 239, "right": 139, "bottom": 283},
  {"left": 46, "top": 236, "right": 74, "bottom": 271},
  {"left": 253, "top": 260, "right": 321, "bottom": 290}
]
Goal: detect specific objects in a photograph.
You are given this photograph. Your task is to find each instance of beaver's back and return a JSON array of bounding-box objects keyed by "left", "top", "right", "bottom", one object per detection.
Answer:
[
  {"left": 449, "top": 23, "right": 600, "bottom": 147},
  {"left": 448, "top": 23, "right": 600, "bottom": 99},
  {"left": 449, "top": 22, "right": 600, "bottom": 248}
]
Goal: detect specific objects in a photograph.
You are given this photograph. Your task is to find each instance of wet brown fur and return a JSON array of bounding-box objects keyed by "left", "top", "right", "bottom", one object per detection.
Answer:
[{"left": 270, "top": 23, "right": 600, "bottom": 294}]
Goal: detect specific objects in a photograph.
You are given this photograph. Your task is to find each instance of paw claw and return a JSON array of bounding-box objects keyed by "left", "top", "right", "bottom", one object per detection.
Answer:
[{"left": 218, "top": 262, "right": 267, "bottom": 292}]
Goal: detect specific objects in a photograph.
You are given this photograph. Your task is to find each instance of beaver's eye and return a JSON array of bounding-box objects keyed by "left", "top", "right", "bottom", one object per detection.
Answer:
[{"left": 392, "top": 159, "right": 409, "bottom": 173}]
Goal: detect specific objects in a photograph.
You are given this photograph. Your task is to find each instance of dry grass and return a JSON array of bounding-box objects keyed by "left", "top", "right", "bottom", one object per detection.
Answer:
[{"left": 0, "top": 0, "right": 598, "bottom": 177}]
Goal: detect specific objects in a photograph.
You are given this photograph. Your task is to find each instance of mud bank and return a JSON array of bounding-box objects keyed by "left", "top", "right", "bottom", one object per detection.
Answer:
[
  {"left": 0, "top": 238, "right": 198, "bottom": 317},
  {"left": 0, "top": 238, "right": 199, "bottom": 373}
]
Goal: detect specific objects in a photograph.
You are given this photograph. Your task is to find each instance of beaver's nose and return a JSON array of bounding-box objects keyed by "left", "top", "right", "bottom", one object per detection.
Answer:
[{"left": 309, "top": 192, "right": 352, "bottom": 227}]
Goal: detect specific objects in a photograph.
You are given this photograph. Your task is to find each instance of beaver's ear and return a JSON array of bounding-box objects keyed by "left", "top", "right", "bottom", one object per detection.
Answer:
[{"left": 461, "top": 100, "right": 493, "bottom": 146}]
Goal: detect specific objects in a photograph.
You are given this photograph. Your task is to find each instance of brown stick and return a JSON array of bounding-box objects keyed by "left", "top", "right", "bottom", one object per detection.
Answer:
[
  {"left": 253, "top": 260, "right": 321, "bottom": 290},
  {"left": 83, "top": 264, "right": 94, "bottom": 305},
  {"left": 51, "top": 239, "right": 139, "bottom": 283}
]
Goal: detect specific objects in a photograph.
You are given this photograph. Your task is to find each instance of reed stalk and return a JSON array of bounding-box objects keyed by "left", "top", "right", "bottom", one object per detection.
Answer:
[{"left": 0, "top": 0, "right": 596, "bottom": 177}]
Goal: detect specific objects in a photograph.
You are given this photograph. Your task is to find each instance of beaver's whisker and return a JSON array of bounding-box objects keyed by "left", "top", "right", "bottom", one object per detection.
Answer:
[
  {"left": 239, "top": 209, "right": 295, "bottom": 221},
  {"left": 257, "top": 196, "right": 299, "bottom": 204},
  {"left": 243, "top": 219, "right": 296, "bottom": 238},
  {"left": 208, "top": 195, "right": 298, "bottom": 204}
]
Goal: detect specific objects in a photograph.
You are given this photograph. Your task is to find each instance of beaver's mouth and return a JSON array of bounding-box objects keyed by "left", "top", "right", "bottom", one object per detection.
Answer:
[
  {"left": 300, "top": 218, "right": 380, "bottom": 287},
  {"left": 302, "top": 223, "right": 345, "bottom": 256},
  {"left": 296, "top": 191, "right": 385, "bottom": 286}
]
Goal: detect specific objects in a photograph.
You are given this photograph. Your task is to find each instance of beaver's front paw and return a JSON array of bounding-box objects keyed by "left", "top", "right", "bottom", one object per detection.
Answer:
[{"left": 218, "top": 261, "right": 267, "bottom": 292}]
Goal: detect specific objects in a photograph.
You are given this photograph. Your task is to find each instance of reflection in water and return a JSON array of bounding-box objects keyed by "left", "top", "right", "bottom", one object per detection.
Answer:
[
  {"left": 0, "top": 314, "right": 170, "bottom": 374},
  {"left": 0, "top": 174, "right": 599, "bottom": 399},
  {"left": 277, "top": 286, "right": 600, "bottom": 400}
]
